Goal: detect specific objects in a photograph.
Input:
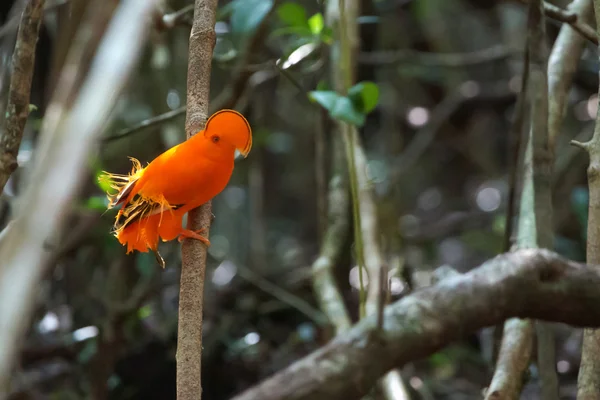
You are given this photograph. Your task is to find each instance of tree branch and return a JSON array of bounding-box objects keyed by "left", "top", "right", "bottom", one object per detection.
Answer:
[
  {"left": 230, "top": 248, "right": 600, "bottom": 400},
  {"left": 177, "top": 1, "right": 218, "bottom": 399},
  {"left": 526, "top": 1, "right": 558, "bottom": 397},
  {"left": 329, "top": 0, "right": 408, "bottom": 397},
  {"left": 517, "top": 0, "right": 599, "bottom": 45},
  {"left": 487, "top": 1, "right": 556, "bottom": 397},
  {"left": 0, "top": 0, "right": 66, "bottom": 40},
  {"left": 0, "top": 0, "right": 156, "bottom": 389},
  {"left": 548, "top": 0, "right": 593, "bottom": 149},
  {"left": 103, "top": 105, "right": 186, "bottom": 142},
  {"left": 0, "top": 0, "right": 45, "bottom": 194},
  {"left": 312, "top": 133, "right": 352, "bottom": 333},
  {"left": 358, "top": 44, "right": 513, "bottom": 66},
  {"left": 573, "top": 0, "right": 600, "bottom": 397}
]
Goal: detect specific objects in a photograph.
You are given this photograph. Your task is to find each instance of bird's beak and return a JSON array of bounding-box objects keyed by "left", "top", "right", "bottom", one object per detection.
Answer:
[{"left": 238, "top": 135, "right": 252, "bottom": 158}]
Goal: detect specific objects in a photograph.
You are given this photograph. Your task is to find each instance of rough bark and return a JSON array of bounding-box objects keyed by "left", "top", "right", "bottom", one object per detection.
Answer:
[
  {"left": 230, "top": 249, "right": 600, "bottom": 400},
  {"left": 176, "top": 1, "right": 218, "bottom": 400},
  {"left": 0, "top": 0, "right": 45, "bottom": 194},
  {"left": 574, "top": 1, "right": 600, "bottom": 398}
]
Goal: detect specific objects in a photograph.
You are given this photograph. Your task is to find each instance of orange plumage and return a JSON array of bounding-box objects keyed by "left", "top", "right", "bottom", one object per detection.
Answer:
[{"left": 99, "top": 109, "right": 252, "bottom": 265}]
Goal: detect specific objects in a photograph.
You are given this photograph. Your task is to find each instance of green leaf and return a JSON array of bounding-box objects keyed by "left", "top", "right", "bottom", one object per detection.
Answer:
[
  {"left": 316, "top": 80, "right": 329, "bottom": 91},
  {"left": 309, "top": 90, "right": 340, "bottom": 112},
  {"left": 308, "top": 13, "right": 324, "bottom": 35},
  {"left": 277, "top": 2, "right": 307, "bottom": 28},
  {"left": 231, "top": 0, "right": 274, "bottom": 34},
  {"left": 309, "top": 90, "right": 366, "bottom": 126},
  {"left": 271, "top": 26, "right": 312, "bottom": 38},
  {"left": 138, "top": 304, "right": 152, "bottom": 319},
  {"left": 28, "top": 104, "right": 38, "bottom": 112},
  {"left": 348, "top": 81, "right": 379, "bottom": 114},
  {"left": 320, "top": 26, "right": 334, "bottom": 44},
  {"left": 89, "top": 157, "right": 113, "bottom": 193},
  {"left": 84, "top": 195, "right": 108, "bottom": 211},
  {"left": 330, "top": 96, "right": 365, "bottom": 126}
]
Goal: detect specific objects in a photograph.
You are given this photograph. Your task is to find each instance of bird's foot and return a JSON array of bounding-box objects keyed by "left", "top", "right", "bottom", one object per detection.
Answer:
[{"left": 178, "top": 228, "right": 211, "bottom": 247}]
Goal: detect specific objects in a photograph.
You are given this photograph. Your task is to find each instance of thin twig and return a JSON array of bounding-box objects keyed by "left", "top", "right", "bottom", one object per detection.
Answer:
[
  {"left": 103, "top": 0, "right": 277, "bottom": 143},
  {"left": 358, "top": 44, "right": 513, "bottom": 66},
  {"left": 336, "top": 0, "right": 367, "bottom": 319},
  {"left": 0, "top": 0, "right": 45, "bottom": 194},
  {"left": 0, "top": 0, "right": 67, "bottom": 40},
  {"left": 502, "top": 49, "right": 529, "bottom": 253},
  {"left": 312, "top": 134, "right": 352, "bottom": 333},
  {"left": 517, "top": 0, "right": 598, "bottom": 45},
  {"left": 102, "top": 105, "right": 186, "bottom": 142},
  {"left": 394, "top": 90, "right": 464, "bottom": 175},
  {"left": 526, "top": 0, "right": 558, "bottom": 397},
  {"left": 160, "top": 4, "right": 194, "bottom": 29},
  {"left": 237, "top": 264, "right": 328, "bottom": 326}
]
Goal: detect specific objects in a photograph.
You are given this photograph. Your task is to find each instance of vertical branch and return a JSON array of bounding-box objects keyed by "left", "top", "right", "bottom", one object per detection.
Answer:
[
  {"left": 548, "top": 0, "right": 593, "bottom": 150},
  {"left": 0, "top": 0, "right": 155, "bottom": 390},
  {"left": 177, "top": 1, "right": 218, "bottom": 399},
  {"left": 0, "top": 0, "right": 45, "bottom": 194},
  {"left": 502, "top": 48, "right": 529, "bottom": 254},
  {"left": 487, "top": 0, "right": 558, "bottom": 397},
  {"left": 338, "top": 0, "right": 366, "bottom": 318},
  {"left": 315, "top": 109, "right": 328, "bottom": 241},
  {"left": 527, "top": 1, "right": 558, "bottom": 397},
  {"left": 573, "top": 1, "right": 600, "bottom": 397},
  {"left": 329, "top": 0, "right": 409, "bottom": 398},
  {"left": 486, "top": 62, "right": 534, "bottom": 400},
  {"left": 312, "top": 133, "right": 352, "bottom": 333}
]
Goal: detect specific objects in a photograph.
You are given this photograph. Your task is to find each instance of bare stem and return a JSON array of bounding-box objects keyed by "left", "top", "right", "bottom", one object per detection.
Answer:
[
  {"left": 488, "top": 0, "right": 558, "bottom": 397},
  {"left": 517, "top": 0, "right": 598, "bottom": 45},
  {"left": 312, "top": 134, "right": 352, "bottom": 333},
  {"left": 576, "top": 0, "right": 600, "bottom": 397},
  {"left": 0, "top": 0, "right": 45, "bottom": 194},
  {"left": 526, "top": 0, "right": 558, "bottom": 397},
  {"left": 336, "top": 0, "right": 367, "bottom": 318},
  {"left": 176, "top": 1, "right": 219, "bottom": 399},
  {"left": 331, "top": 0, "right": 407, "bottom": 398}
]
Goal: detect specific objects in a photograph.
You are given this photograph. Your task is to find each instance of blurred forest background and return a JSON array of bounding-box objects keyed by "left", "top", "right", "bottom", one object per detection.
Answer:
[{"left": 0, "top": 0, "right": 598, "bottom": 399}]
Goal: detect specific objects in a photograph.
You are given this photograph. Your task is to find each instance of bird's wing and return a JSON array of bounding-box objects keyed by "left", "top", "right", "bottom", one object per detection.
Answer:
[{"left": 114, "top": 193, "right": 183, "bottom": 232}]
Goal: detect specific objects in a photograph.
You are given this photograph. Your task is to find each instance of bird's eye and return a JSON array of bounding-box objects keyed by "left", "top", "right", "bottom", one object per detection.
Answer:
[{"left": 212, "top": 135, "right": 220, "bottom": 143}]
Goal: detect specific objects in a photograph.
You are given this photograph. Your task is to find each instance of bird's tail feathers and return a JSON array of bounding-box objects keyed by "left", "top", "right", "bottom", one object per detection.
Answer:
[{"left": 98, "top": 157, "right": 145, "bottom": 209}]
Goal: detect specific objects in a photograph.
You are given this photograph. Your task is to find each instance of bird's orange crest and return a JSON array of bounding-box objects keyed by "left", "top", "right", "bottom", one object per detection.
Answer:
[
  {"left": 203, "top": 109, "right": 252, "bottom": 157},
  {"left": 98, "top": 109, "right": 252, "bottom": 268}
]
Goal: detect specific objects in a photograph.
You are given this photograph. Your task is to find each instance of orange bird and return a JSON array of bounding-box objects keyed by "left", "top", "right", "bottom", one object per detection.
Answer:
[{"left": 99, "top": 109, "right": 252, "bottom": 266}]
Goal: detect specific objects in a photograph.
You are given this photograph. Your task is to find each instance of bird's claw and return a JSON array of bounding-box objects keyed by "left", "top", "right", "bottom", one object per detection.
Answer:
[{"left": 178, "top": 228, "right": 211, "bottom": 247}]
